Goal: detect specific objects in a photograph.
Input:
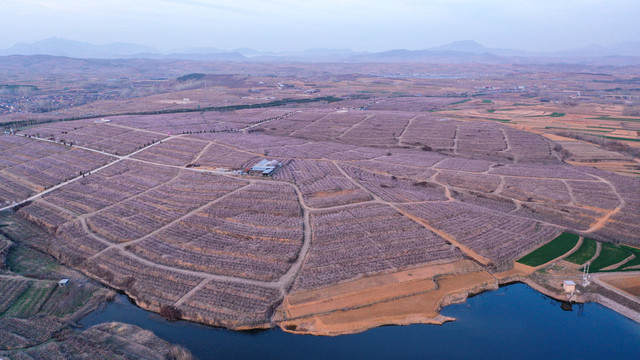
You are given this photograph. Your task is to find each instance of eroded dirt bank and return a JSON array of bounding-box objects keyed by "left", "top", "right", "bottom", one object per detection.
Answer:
[
  {"left": 274, "top": 260, "right": 501, "bottom": 336},
  {"left": 273, "top": 260, "right": 639, "bottom": 336}
]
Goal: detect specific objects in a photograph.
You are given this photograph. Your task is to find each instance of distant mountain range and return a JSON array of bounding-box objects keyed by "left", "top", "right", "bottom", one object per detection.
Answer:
[
  {"left": 1, "top": 38, "right": 639, "bottom": 64},
  {"left": 1, "top": 38, "right": 158, "bottom": 59}
]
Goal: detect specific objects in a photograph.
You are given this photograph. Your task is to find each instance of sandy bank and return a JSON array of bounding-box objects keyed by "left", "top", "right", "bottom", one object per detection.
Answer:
[{"left": 276, "top": 260, "right": 497, "bottom": 336}]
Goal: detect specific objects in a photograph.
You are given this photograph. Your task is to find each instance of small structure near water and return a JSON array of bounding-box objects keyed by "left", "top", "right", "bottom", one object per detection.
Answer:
[{"left": 562, "top": 280, "right": 576, "bottom": 293}]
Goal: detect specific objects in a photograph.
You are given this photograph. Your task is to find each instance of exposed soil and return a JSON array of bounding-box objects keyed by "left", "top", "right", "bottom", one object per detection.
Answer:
[
  {"left": 276, "top": 261, "right": 497, "bottom": 336},
  {"left": 599, "top": 274, "right": 640, "bottom": 297}
]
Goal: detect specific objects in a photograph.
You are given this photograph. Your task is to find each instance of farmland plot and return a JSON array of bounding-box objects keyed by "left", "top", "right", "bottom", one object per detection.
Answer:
[
  {"left": 22, "top": 122, "right": 167, "bottom": 155},
  {"left": 401, "top": 116, "right": 457, "bottom": 149},
  {"left": 342, "top": 164, "right": 447, "bottom": 203},
  {"left": 292, "top": 203, "right": 463, "bottom": 290},
  {"left": 178, "top": 280, "right": 282, "bottom": 327},
  {"left": 83, "top": 248, "right": 202, "bottom": 308},
  {"left": 0, "top": 136, "right": 113, "bottom": 204},
  {"left": 20, "top": 160, "right": 179, "bottom": 221},
  {"left": 128, "top": 182, "right": 303, "bottom": 281},
  {"left": 256, "top": 109, "right": 333, "bottom": 135},
  {"left": 275, "top": 159, "right": 372, "bottom": 208},
  {"left": 85, "top": 170, "right": 247, "bottom": 244},
  {"left": 500, "top": 178, "right": 572, "bottom": 204},
  {"left": 364, "top": 97, "right": 457, "bottom": 112},
  {"left": 401, "top": 202, "right": 559, "bottom": 265},
  {"left": 132, "top": 137, "right": 208, "bottom": 166},
  {"left": 456, "top": 122, "right": 507, "bottom": 155},
  {"left": 580, "top": 168, "right": 640, "bottom": 243},
  {"left": 349, "top": 159, "right": 437, "bottom": 178},
  {"left": 338, "top": 112, "right": 412, "bottom": 146},
  {"left": 291, "top": 111, "right": 367, "bottom": 141},
  {"left": 435, "top": 170, "right": 501, "bottom": 193},
  {"left": 513, "top": 203, "right": 602, "bottom": 232}
]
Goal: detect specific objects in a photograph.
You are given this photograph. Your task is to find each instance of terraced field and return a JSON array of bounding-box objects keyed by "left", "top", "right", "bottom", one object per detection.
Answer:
[{"left": 2, "top": 103, "right": 639, "bottom": 331}]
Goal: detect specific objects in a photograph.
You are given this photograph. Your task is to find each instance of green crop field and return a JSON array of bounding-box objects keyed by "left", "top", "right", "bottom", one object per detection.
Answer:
[
  {"left": 488, "top": 108, "right": 515, "bottom": 112},
  {"left": 618, "top": 245, "right": 640, "bottom": 271},
  {"left": 7, "top": 245, "right": 61, "bottom": 279},
  {"left": 527, "top": 112, "right": 566, "bottom": 118},
  {"left": 4, "top": 282, "right": 56, "bottom": 317},
  {"left": 587, "top": 116, "right": 640, "bottom": 122},
  {"left": 590, "top": 243, "right": 633, "bottom": 272},
  {"left": 565, "top": 238, "right": 597, "bottom": 265},
  {"left": 517, "top": 232, "right": 579, "bottom": 267},
  {"left": 449, "top": 98, "right": 472, "bottom": 105},
  {"left": 601, "top": 135, "right": 640, "bottom": 143}
]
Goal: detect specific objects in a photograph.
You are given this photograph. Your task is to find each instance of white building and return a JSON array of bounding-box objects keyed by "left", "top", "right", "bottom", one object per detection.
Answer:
[
  {"left": 249, "top": 159, "right": 281, "bottom": 176},
  {"left": 562, "top": 280, "right": 576, "bottom": 293}
]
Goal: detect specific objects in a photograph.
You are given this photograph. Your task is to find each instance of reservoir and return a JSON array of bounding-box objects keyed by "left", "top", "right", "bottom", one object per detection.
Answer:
[{"left": 80, "top": 283, "right": 640, "bottom": 359}]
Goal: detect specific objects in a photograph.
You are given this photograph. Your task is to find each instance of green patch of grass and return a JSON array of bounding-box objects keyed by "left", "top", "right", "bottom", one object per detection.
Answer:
[
  {"left": 5, "top": 282, "right": 55, "bottom": 317},
  {"left": 0, "top": 279, "right": 30, "bottom": 315},
  {"left": 449, "top": 98, "right": 472, "bottom": 105},
  {"left": 487, "top": 118, "right": 511, "bottom": 122},
  {"left": 565, "top": 238, "right": 597, "bottom": 265},
  {"left": 517, "top": 232, "right": 580, "bottom": 267},
  {"left": 591, "top": 243, "right": 633, "bottom": 272},
  {"left": 7, "top": 245, "right": 61, "bottom": 279},
  {"left": 489, "top": 108, "right": 515, "bottom": 112},
  {"left": 512, "top": 103, "right": 536, "bottom": 106},
  {"left": 39, "top": 283, "right": 98, "bottom": 317},
  {"left": 618, "top": 245, "right": 640, "bottom": 271},
  {"left": 481, "top": 99, "right": 492, "bottom": 104},
  {"left": 601, "top": 135, "right": 640, "bottom": 143},
  {"left": 587, "top": 125, "right": 618, "bottom": 130},
  {"left": 527, "top": 112, "right": 566, "bottom": 118}
]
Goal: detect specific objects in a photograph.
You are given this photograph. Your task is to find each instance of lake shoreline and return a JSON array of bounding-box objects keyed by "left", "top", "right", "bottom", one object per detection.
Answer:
[{"left": 78, "top": 282, "right": 640, "bottom": 360}]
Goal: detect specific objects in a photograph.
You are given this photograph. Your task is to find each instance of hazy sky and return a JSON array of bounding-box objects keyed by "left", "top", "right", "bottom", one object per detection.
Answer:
[{"left": 2, "top": 0, "right": 639, "bottom": 52}]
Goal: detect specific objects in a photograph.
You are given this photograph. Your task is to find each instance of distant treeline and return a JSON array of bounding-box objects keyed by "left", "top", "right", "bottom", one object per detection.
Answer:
[
  {"left": 1, "top": 96, "right": 342, "bottom": 130},
  {"left": 176, "top": 73, "right": 206, "bottom": 82},
  {"left": 0, "top": 84, "right": 39, "bottom": 95}
]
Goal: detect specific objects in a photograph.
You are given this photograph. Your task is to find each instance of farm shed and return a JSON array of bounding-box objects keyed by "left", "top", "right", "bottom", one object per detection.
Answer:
[
  {"left": 562, "top": 280, "right": 576, "bottom": 293},
  {"left": 250, "top": 159, "right": 282, "bottom": 176}
]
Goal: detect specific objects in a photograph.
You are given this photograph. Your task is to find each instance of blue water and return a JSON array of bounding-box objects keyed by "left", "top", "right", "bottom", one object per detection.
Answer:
[{"left": 80, "top": 283, "right": 640, "bottom": 360}]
